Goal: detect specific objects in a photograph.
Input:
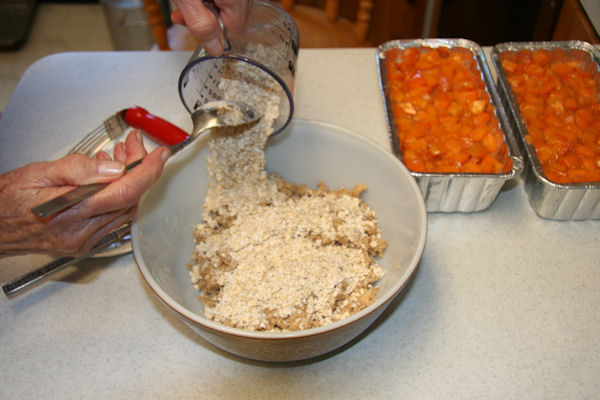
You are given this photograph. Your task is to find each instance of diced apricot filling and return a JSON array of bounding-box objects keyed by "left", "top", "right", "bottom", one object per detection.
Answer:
[
  {"left": 385, "top": 46, "right": 513, "bottom": 174},
  {"left": 500, "top": 48, "right": 600, "bottom": 183}
]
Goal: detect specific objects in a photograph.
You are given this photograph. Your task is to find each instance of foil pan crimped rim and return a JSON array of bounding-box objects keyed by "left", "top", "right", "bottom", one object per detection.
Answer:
[
  {"left": 377, "top": 38, "right": 524, "bottom": 212},
  {"left": 490, "top": 41, "right": 600, "bottom": 220}
]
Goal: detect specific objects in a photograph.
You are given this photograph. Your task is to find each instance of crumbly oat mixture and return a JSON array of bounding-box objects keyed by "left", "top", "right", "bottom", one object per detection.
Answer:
[{"left": 188, "top": 47, "right": 386, "bottom": 332}]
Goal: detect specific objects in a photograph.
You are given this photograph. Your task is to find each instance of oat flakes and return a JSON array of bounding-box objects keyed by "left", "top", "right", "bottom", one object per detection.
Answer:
[{"left": 188, "top": 48, "right": 386, "bottom": 331}]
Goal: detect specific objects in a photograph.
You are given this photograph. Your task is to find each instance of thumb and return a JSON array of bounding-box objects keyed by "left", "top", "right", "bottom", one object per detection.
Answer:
[{"left": 41, "top": 154, "right": 125, "bottom": 186}]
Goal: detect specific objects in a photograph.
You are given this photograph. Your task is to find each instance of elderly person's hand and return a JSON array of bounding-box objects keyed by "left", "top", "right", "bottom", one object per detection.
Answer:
[
  {"left": 0, "top": 130, "right": 169, "bottom": 258},
  {"left": 171, "top": 0, "right": 252, "bottom": 56}
]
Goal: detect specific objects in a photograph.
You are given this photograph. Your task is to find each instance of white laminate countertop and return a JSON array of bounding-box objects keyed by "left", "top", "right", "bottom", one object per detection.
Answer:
[
  {"left": 0, "top": 49, "right": 599, "bottom": 399},
  {"left": 581, "top": 0, "right": 600, "bottom": 36}
]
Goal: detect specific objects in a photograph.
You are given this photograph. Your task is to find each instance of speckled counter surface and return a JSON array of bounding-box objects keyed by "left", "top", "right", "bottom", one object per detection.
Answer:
[{"left": 0, "top": 49, "right": 598, "bottom": 399}]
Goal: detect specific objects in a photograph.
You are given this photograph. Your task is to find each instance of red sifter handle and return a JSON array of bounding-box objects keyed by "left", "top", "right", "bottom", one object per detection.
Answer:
[{"left": 124, "top": 106, "right": 189, "bottom": 146}]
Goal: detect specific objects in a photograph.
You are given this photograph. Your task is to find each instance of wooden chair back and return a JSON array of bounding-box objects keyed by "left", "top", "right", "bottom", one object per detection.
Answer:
[
  {"left": 279, "top": 0, "right": 374, "bottom": 48},
  {"left": 141, "top": 0, "right": 376, "bottom": 51},
  {"left": 142, "top": 0, "right": 170, "bottom": 50}
]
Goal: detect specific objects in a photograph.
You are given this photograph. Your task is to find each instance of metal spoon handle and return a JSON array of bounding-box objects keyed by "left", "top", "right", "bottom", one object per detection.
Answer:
[
  {"left": 30, "top": 100, "right": 258, "bottom": 218},
  {"left": 2, "top": 225, "right": 131, "bottom": 298},
  {"left": 31, "top": 156, "right": 146, "bottom": 218},
  {"left": 30, "top": 131, "right": 198, "bottom": 218}
]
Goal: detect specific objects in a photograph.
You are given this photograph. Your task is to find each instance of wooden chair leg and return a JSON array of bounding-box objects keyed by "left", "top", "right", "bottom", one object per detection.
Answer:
[
  {"left": 355, "top": 0, "right": 373, "bottom": 43},
  {"left": 142, "top": 0, "right": 170, "bottom": 50}
]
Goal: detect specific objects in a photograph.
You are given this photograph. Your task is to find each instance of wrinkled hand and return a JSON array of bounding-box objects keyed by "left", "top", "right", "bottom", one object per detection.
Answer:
[
  {"left": 171, "top": 0, "right": 252, "bottom": 56},
  {"left": 0, "top": 130, "right": 170, "bottom": 257}
]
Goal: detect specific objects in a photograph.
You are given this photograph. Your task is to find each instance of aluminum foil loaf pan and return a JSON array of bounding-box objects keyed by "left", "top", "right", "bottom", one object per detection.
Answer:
[
  {"left": 490, "top": 41, "right": 600, "bottom": 220},
  {"left": 377, "top": 39, "right": 523, "bottom": 213}
]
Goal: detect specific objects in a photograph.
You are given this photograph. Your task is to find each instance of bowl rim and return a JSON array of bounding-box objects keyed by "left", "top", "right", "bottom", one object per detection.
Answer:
[{"left": 132, "top": 118, "right": 428, "bottom": 340}]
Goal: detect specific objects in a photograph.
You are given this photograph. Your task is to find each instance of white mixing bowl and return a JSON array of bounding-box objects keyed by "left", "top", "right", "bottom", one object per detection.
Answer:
[{"left": 132, "top": 118, "right": 427, "bottom": 362}]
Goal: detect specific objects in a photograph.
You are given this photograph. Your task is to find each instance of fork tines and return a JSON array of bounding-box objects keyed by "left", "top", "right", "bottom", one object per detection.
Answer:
[{"left": 66, "top": 111, "right": 128, "bottom": 156}]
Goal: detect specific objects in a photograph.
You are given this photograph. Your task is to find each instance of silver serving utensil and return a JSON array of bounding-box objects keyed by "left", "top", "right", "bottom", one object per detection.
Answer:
[
  {"left": 2, "top": 224, "right": 131, "bottom": 298},
  {"left": 31, "top": 100, "right": 261, "bottom": 218},
  {"left": 66, "top": 110, "right": 129, "bottom": 156}
]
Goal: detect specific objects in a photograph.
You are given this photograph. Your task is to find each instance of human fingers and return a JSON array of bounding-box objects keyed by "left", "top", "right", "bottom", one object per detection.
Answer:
[
  {"left": 110, "top": 130, "right": 145, "bottom": 164},
  {"left": 0, "top": 130, "right": 164, "bottom": 257},
  {"left": 52, "top": 135, "right": 165, "bottom": 253},
  {"left": 71, "top": 208, "right": 135, "bottom": 256},
  {"left": 113, "top": 141, "right": 126, "bottom": 162},
  {"left": 96, "top": 151, "right": 112, "bottom": 161},
  {"left": 0, "top": 162, "right": 131, "bottom": 256},
  {"left": 171, "top": 0, "right": 225, "bottom": 56},
  {"left": 26, "top": 131, "right": 144, "bottom": 208},
  {"left": 29, "top": 154, "right": 124, "bottom": 192},
  {"left": 122, "top": 130, "right": 148, "bottom": 164},
  {"left": 19, "top": 155, "right": 125, "bottom": 213},
  {"left": 81, "top": 146, "right": 170, "bottom": 215},
  {"left": 28, "top": 207, "right": 133, "bottom": 256},
  {"left": 214, "top": 0, "right": 252, "bottom": 38},
  {"left": 0, "top": 211, "right": 122, "bottom": 256},
  {"left": 40, "top": 132, "right": 164, "bottom": 222}
]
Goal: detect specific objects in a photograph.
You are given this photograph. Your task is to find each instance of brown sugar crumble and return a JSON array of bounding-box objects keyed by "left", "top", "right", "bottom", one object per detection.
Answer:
[{"left": 188, "top": 46, "right": 387, "bottom": 332}]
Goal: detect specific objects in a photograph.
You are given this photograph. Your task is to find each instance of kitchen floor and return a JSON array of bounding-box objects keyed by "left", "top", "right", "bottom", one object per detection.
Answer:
[{"left": 0, "top": 3, "right": 114, "bottom": 113}]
